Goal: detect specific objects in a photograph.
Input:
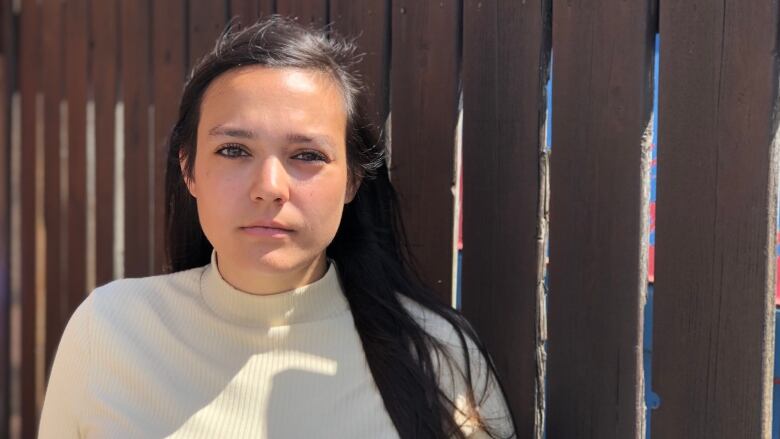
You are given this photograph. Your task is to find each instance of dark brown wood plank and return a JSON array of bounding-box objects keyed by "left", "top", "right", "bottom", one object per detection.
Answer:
[
  {"left": 230, "top": 0, "right": 257, "bottom": 24},
  {"left": 276, "top": 0, "right": 327, "bottom": 27},
  {"left": 153, "top": 0, "right": 186, "bottom": 274},
  {"left": 547, "top": 0, "right": 655, "bottom": 436},
  {"left": 461, "top": 1, "right": 551, "bottom": 436},
  {"left": 122, "top": 0, "right": 153, "bottom": 277},
  {"left": 91, "top": 0, "right": 118, "bottom": 286},
  {"left": 0, "top": 0, "right": 11, "bottom": 433},
  {"left": 390, "top": 2, "right": 459, "bottom": 304},
  {"left": 41, "top": 0, "right": 65, "bottom": 381},
  {"left": 329, "top": 0, "right": 390, "bottom": 128},
  {"left": 19, "top": 0, "right": 39, "bottom": 436},
  {"left": 65, "top": 0, "right": 88, "bottom": 354},
  {"left": 0, "top": 65, "right": 6, "bottom": 439},
  {"left": 258, "top": 0, "right": 275, "bottom": 16},
  {"left": 188, "top": 0, "right": 227, "bottom": 71},
  {"left": 0, "top": 60, "right": 5, "bottom": 439},
  {"left": 652, "top": 0, "right": 780, "bottom": 436}
]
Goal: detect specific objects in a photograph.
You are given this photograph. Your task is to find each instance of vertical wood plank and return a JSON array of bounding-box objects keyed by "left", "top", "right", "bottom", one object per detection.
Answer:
[
  {"left": 40, "top": 0, "right": 64, "bottom": 380},
  {"left": 547, "top": 0, "right": 655, "bottom": 436},
  {"left": 153, "top": 0, "right": 186, "bottom": 274},
  {"left": 258, "top": 0, "right": 275, "bottom": 16},
  {"left": 652, "top": 0, "right": 780, "bottom": 436},
  {"left": 461, "top": 0, "right": 551, "bottom": 436},
  {"left": 0, "top": 64, "right": 6, "bottom": 439},
  {"left": 390, "top": 1, "right": 459, "bottom": 304},
  {"left": 19, "top": 0, "right": 39, "bottom": 435},
  {"left": 230, "top": 0, "right": 257, "bottom": 23},
  {"left": 91, "top": 0, "right": 118, "bottom": 286},
  {"left": 188, "top": 0, "right": 227, "bottom": 70},
  {"left": 329, "top": 0, "right": 390, "bottom": 129},
  {"left": 0, "top": 0, "right": 11, "bottom": 432},
  {"left": 276, "top": 0, "right": 327, "bottom": 26},
  {"left": 65, "top": 0, "right": 88, "bottom": 354},
  {"left": 122, "top": 0, "right": 152, "bottom": 277}
]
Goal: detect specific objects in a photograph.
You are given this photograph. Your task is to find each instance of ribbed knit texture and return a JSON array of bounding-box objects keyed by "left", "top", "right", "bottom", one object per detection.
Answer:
[{"left": 38, "top": 251, "right": 514, "bottom": 438}]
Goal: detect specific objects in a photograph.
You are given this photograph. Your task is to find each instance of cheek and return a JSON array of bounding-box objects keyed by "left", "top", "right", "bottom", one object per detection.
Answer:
[
  {"left": 196, "top": 158, "right": 252, "bottom": 197},
  {"left": 296, "top": 174, "right": 348, "bottom": 225},
  {"left": 193, "top": 164, "right": 246, "bottom": 227}
]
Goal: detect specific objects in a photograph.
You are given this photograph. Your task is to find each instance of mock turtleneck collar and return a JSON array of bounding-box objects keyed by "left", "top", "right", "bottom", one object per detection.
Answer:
[{"left": 199, "top": 251, "right": 350, "bottom": 327}]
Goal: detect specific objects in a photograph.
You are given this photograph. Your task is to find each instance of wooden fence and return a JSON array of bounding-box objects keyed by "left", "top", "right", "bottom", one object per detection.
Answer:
[{"left": 1, "top": 0, "right": 779, "bottom": 438}]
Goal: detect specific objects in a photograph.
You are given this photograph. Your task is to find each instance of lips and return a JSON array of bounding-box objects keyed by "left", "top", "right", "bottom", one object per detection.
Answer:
[
  {"left": 242, "top": 220, "right": 293, "bottom": 231},
  {"left": 240, "top": 221, "right": 294, "bottom": 237}
]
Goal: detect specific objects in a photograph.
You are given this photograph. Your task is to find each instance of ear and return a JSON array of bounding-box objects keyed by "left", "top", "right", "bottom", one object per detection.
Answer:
[
  {"left": 179, "top": 149, "right": 197, "bottom": 198},
  {"left": 345, "top": 174, "right": 362, "bottom": 204}
]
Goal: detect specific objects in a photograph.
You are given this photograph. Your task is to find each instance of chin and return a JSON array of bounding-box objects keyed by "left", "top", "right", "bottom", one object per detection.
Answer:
[{"left": 240, "top": 247, "right": 321, "bottom": 274}]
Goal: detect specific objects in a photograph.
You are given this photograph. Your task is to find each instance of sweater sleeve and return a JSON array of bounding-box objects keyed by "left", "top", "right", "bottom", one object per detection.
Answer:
[{"left": 38, "top": 294, "right": 93, "bottom": 439}]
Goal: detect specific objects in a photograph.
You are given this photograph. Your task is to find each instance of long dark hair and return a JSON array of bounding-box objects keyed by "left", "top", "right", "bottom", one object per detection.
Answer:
[{"left": 165, "top": 16, "right": 517, "bottom": 439}]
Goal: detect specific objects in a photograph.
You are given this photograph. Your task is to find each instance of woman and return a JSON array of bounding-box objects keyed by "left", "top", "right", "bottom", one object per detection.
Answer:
[{"left": 38, "top": 16, "right": 517, "bottom": 439}]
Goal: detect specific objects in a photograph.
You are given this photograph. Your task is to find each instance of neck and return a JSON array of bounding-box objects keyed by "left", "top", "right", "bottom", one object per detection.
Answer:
[{"left": 215, "top": 252, "right": 329, "bottom": 296}]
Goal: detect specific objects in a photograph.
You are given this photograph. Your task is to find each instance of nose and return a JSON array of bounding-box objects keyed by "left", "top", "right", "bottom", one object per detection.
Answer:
[{"left": 250, "top": 156, "right": 289, "bottom": 203}]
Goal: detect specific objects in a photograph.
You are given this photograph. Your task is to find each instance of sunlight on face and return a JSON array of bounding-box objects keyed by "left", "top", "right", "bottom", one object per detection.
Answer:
[{"left": 184, "top": 66, "right": 354, "bottom": 293}]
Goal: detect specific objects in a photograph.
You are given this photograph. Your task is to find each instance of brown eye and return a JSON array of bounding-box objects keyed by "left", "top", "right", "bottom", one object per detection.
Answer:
[{"left": 217, "top": 144, "right": 249, "bottom": 158}]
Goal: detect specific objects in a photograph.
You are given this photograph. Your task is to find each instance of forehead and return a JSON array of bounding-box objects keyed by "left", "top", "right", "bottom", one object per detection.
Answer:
[{"left": 199, "top": 66, "right": 348, "bottom": 122}]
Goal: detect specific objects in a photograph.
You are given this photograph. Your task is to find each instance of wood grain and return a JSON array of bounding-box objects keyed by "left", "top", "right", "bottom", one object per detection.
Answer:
[
  {"left": 91, "top": 0, "right": 118, "bottom": 286},
  {"left": 230, "top": 0, "right": 258, "bottom": 24},
  {"left": 19, "top": 0, "right": 40, "bottom": 435},
  {"left": 461, "top": 1, "right": 551, "bottom": 436},
  {"left": 329, "top": 0, "right": 390, "bottom": 129},
  {"left": 0, "top": 0, "right": 11, "bottom": 432},
  {"left": 122, "top": 0, "right": 152, "bottom": 277},
  {"left": 547, "top": 0, "right": 655, "bottom": 436},
  {"left": 652, "top": 0, "right": 780, "bottom": 436},
  {"left": 65, "top": 0, "right": 88, "bottom": 350},
  {"left": 41, "top": 0, "right": 64, "bottom": 379},
  {"left": 276, "top": 0, "right": 328, "bottom": 26},
  {"left": 153, "top": 0, "right": 186, "bottom": 274},
  {"left": 188, "top": 0, "right": 227, "bottom": 71},
  {"left": 390, "top": 1, "right": 459, "bottom": 304}
]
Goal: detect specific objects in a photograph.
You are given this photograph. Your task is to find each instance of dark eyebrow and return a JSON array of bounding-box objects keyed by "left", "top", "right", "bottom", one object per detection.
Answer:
[
  {"left": 286, "top": 133, "right": 314, "bottom": 144},
  {"left": 286, "top": 133, "right": 334, "bottom": 149},
  {"left": 208, "top": 125, "right": 256, "bottom": 139},
  {"left": 209, "top": 125, "right": 335, "bottom": 148}
]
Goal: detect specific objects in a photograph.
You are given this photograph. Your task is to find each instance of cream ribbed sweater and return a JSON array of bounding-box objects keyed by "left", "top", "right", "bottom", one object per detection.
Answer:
[{"left": 38, "top": 252, "right": 514, "bottom": 438}]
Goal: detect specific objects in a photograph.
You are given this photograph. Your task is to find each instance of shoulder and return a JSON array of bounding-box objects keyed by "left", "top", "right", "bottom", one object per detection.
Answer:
[
  {"left": 396, "top": 294, "right": 452, "bottom": 338},
  {"left": 397, "top": 293, "right": 516, "bottom": 438},
  {"left": 88, "top": 266, "right": 205, "bottom": 314},
  {"left": 75, "top": 266, "right": 208, "bottom": 341},
  {"left": 40, "top": 266, "right": 208, "bottom": 436},
  {"left": 396, "top": 293, "right": 481, "bottom": 362},
  {"left": 396, "top": 293, "right": 487, "bottom": 395}
]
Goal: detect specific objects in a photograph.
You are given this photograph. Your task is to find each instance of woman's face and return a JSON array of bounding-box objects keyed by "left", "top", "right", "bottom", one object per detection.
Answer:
[{"left": 184, "top": 66, "right": 354, "bottom": 285}]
